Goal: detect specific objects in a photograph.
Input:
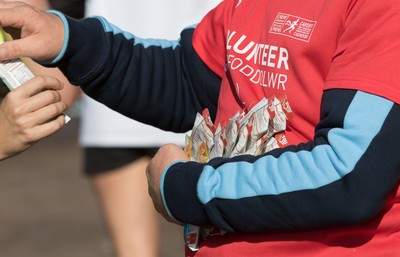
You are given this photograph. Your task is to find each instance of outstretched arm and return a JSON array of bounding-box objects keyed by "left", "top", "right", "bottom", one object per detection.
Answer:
[{"left": 0, "top": 4, "right": 221, "bottom": 132}]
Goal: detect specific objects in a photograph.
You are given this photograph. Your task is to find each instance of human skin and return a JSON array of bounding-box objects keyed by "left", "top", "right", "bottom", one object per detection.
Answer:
[
  {"left": 0, "top": 1, "right": 64, "bottom": 62},
  {"left": 146, "top": 144, "right": 189, "bottom": 222},
  {"left": 0, "top": 0, "right": 189, "bottom": 221},
  {"left": 0, "top": 76, "right": 66, "bottom": 160}
]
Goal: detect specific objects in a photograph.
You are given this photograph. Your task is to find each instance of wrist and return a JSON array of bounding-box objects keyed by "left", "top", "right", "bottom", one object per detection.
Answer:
[
  {"left": 163, "top": 161, "right": 209, "bottom": 226},
  {"left": 43, "top": 10, "right": 69, "bottom": 65}
]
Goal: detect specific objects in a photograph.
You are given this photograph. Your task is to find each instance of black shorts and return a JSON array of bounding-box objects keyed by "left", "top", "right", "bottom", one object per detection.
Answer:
[{"left": 84, "top": 147, "right": 159, "bottom": 176}]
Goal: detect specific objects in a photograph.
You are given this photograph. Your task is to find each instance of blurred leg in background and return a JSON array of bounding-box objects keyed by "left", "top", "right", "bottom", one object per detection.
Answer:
[{"left": 85, "top": 148, "right": 160, "bottom": 257}]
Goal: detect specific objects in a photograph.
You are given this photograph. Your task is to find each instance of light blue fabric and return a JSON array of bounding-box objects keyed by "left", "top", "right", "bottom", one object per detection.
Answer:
[
  {"left": 46, "top": 10, "right": 69, "bottom": 64},
  {"left": 94, "top": 16, "right": 180, "bottom": 49},
  {"left": 197, "top": 91, "right": 393, "bottom": 204}
]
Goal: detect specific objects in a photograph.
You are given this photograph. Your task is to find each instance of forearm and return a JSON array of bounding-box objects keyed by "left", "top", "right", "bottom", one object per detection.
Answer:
[
  {"left": 162, "top": 89, "right": 400, "bottom": 232},
  {"left": 50, "top": 14, "right": 221, "bottom": 132}
]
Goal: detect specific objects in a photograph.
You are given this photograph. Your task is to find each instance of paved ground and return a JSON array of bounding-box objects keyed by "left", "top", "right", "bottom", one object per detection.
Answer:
[{"left": 0, "top": 117, "right": 184, "bottom": 257}]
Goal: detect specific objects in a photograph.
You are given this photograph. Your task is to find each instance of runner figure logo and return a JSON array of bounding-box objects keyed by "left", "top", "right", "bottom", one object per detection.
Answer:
[
  {"left": 283, "top": 19, "right": 299, "bottom": 34},
  {"left": 269, "top": 13, "right": 317, "bottom": 42}
]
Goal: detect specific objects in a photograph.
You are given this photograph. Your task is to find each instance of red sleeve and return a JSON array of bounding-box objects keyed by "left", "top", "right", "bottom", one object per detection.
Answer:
[{"left": 326, "top": 0, "right": 400, "bottom": 105}]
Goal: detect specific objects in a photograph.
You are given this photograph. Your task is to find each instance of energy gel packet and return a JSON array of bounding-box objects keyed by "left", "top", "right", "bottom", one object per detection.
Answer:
[
  {"left": 190, "top": 113, "right": 214, "bottom": 163},
  {"left": 183, "top": 95, "right": 293, "bottom": 251},
  {"left": 0, "top": 27, "right": 70, "bottom": 124},
  {"left": 223, "top": 111, "right": 241, "bottom": 157},
  {"left": 209, "top": 124, "right": 225, "bottom": 159},
  {"left": 267, "top": 95, "right": 286, "bottom": 134}
]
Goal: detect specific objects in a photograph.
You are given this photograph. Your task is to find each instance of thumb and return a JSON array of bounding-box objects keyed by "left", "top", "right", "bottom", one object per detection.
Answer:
[
  {"left": 0, "top": 35, "right": 60, "bottom": 62},
  {"left": 0, "top": 40, "right": 24, "bottom": 61},
  {"left": 0, "top": 2, "right": 65, "bottom": 62}
]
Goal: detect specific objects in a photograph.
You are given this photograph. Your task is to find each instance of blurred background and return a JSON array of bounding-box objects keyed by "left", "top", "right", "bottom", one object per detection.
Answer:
[
  {"left": 0, "top": 0, "right": 220, "bottom": 255},
  {"left": 0, "top": 109, "right": 184, "bottom": 257}
]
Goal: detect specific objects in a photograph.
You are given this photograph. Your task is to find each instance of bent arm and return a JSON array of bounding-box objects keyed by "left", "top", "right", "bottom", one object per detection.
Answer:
[{"left": 162, "top": 89, "right": 400, "bottom": 232}]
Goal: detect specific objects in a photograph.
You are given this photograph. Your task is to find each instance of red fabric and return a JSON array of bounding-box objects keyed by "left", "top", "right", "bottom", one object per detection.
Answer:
[{"left": 189, "top": 0, "right": 400, "bottom": 256}]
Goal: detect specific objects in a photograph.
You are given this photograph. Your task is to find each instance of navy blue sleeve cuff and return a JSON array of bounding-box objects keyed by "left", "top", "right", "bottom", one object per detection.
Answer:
[
  {"left": 163, "top": 161, "right": 210, "bottom": 226},
  {"left": 48, "top": 15, "right": 109, "bottom": 85}
]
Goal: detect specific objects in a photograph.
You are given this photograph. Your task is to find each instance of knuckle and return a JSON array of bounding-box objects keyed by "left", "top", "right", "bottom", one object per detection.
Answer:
[
  {"left": 51, "top": 116, "right": 66, "bottom": 132},
  {"left": 9, "top": 42, "right": 22, "bottom": 57},
  {"left": 57, "top": 102, "right": 67, "bottom": 112},
  {"left": 43, "top": 90, "right": 59, "bottom": 102},
  {"left": 160, "top": 144, "right": 173, "bottom": 151},
  {"left": 21, "top": 129, "right": 37, "bottom": 144},
  {"left": 5, "top": 90, "right": 19, "bottom": 104},
  {"left": 12, "top": 106, "right": 24, "bottom": 119},
  {"left": 14, "top": 116, "right": 29, "bottom": 130},
  {"left": 52, "top": 90, "right": 61, "bottom": 102},
  {"left": 49, "top": 103, "right": 62, "bottom": 116},
  {"left": 6, "top": 90, "right": 17, "bottom": 99},
  {"left": 34, "top": 75, "right": 47, "bottom": 85},
  {"left": 49, "top": 103, "right": 66, "bottom": 118},
  {"left": 160, "top": 143, "right": 177, "bottom": 153}
]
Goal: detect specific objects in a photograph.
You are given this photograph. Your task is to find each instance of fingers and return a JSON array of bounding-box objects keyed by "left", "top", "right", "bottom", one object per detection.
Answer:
[
  {"left": 6, "top": 75, "right": 67, "bottom": 127},
  {"left": 9, "top": 76, "right": 64, "bottom": 112},
  {"left": 0, "top": 1, "right": 42, "bottom": 29},
  {"left": 146, "top": 144, "right": 188, "bottom": 223},
  {"left": 0, "top": 2, "right": 64, "bottom": 61},
  {"left": 24, "top": 114, "right": 66, "bottom": 143},
  {"left": 0, "top": 1, "right": 29, "bottom": 26},
  {"left": 0, "top": 33, "right": 60, "bottom": 62},
  {"left": 8, "top": 97, "right": 66, "bottom": 130},
  {"left": 14, "top": 113, "right": 66, "bottom": 146},
  {"left": 29, "top": 90, "right": 63, "bottom": 111},
  {"left": 0, "top": 93, "right": 66, "bottom": 160},
  {"left": 0, "top": 33, "right": 62, "bottom": 61},
  {"left": 17, "top": 75, "right": 64, "bottom": 96},
  {"left": 158, "top": 143, "right": 190, "bottom": 161},
  {"left": 0, "top": 40, "right": 23, "bottom": 61},
  {"left": 25, "top": 100, "right": 67, "bottom": 125}
]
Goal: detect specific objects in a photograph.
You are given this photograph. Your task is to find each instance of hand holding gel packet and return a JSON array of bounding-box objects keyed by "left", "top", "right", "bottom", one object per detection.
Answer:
[{"left": 0, "top": 27, "right": 70, "bottom": 123}]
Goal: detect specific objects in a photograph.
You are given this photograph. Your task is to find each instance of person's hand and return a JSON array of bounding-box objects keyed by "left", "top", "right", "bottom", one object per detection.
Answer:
[
  {"left": 0, "top": 76, "right": 67, "bottom": 160},
  {"left": 0, "top": 1, "right": 64, "bottom": 62},
  {"left": 146, "top": 144, "right": 189, "bottom": 223}
]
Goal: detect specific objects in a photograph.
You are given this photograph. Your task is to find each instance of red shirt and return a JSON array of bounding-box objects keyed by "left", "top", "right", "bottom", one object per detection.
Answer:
[{"left": 190, "top": 0, "right": 400, "bottom": 256}]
